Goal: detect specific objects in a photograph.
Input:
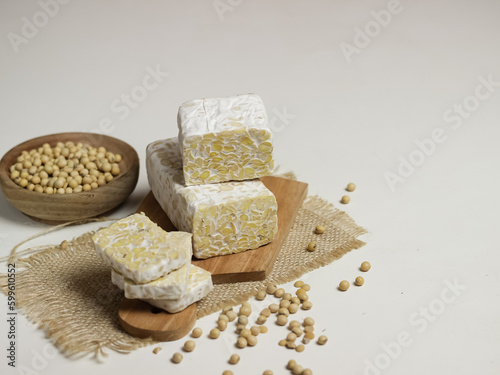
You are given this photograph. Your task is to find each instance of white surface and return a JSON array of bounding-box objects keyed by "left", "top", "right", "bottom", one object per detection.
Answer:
[{"left": 0, "top": 1, "right": 499, "bottom": 374}]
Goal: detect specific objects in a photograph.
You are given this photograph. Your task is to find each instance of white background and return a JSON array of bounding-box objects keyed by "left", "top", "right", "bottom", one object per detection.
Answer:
[{"left": 1, "top": 0, "right": 500, "bottom": 374}]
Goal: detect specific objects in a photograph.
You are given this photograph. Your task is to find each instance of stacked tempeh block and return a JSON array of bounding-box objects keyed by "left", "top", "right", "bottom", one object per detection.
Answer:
[
  {"left": 147, "top": 93, "right": 278, "bottom": 259},
  {"left": 93, "top": 213, "right": 213, "bottom": 313}
]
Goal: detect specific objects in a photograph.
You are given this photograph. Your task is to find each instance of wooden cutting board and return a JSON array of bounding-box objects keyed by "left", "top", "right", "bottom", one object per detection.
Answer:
[{"left": 118, "top": 176, "right": 308, "bottom": 341}]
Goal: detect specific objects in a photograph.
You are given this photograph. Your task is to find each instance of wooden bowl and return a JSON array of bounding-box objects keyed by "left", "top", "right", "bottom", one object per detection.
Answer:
[{"left": 0, "top": 132, "right": 139, "bottom": 222}]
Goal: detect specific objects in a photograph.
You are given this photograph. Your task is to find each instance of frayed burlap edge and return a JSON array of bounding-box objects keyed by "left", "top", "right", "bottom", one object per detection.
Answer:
[{"left": 0, "top": 233, "right": 156, "bottom": 359}]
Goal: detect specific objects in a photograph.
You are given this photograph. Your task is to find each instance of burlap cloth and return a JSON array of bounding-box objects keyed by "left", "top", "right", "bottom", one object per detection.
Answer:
[{"left": 0, "top": 192, "right": 366, "bottom": 358}]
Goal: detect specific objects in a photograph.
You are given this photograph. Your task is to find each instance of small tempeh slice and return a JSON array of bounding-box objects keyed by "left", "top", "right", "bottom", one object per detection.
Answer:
[
  {"left": 111, "top": 263, "right": 190, "bottom": 300},
  {"left": 112, "top": 265, "right": 213, "bottom": 314},
  {"left": 93, "top": 213, "right": 192, "bottom": 284}
]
